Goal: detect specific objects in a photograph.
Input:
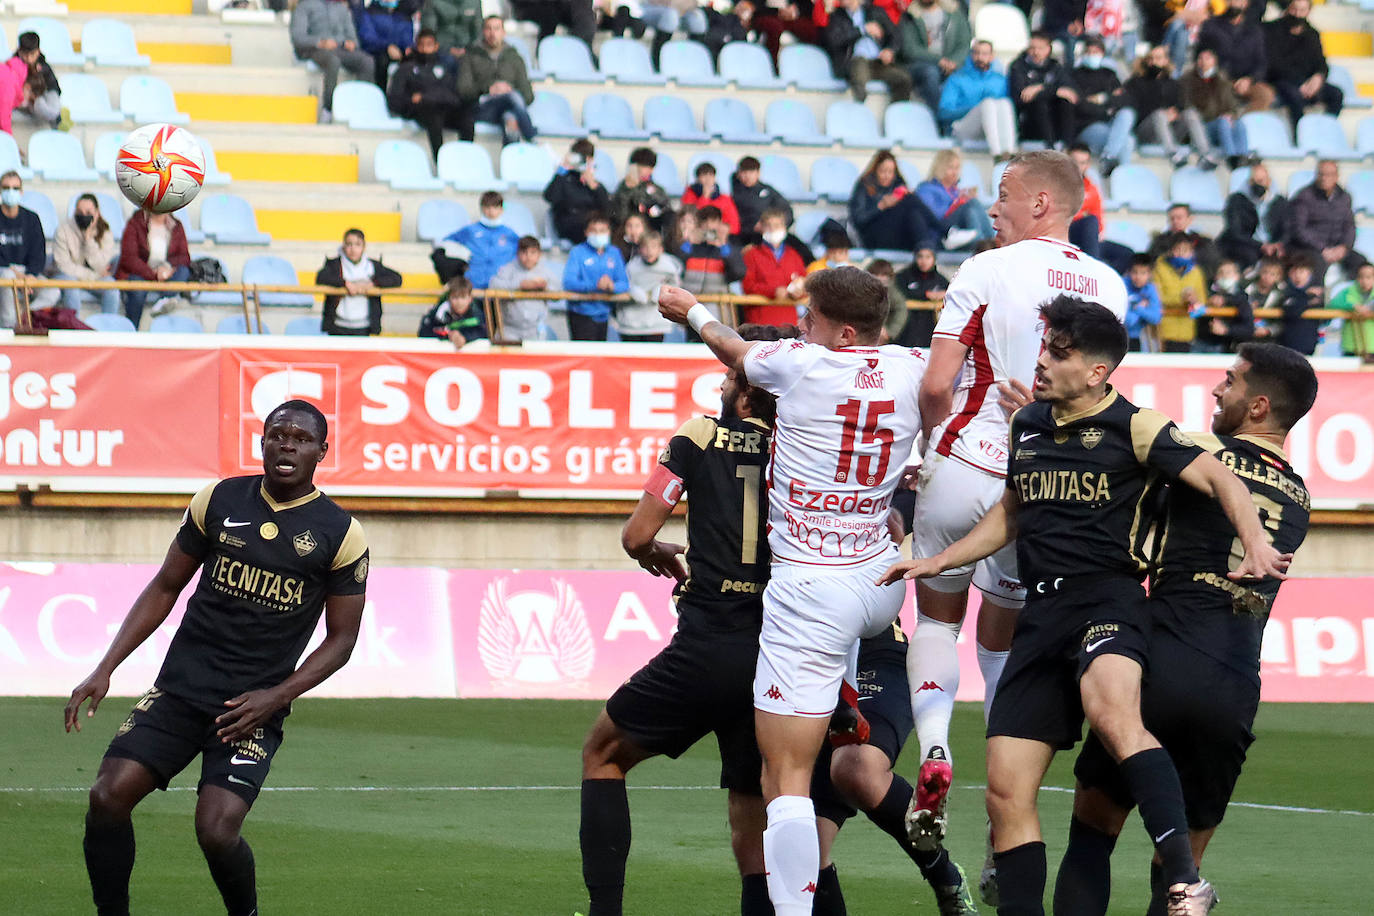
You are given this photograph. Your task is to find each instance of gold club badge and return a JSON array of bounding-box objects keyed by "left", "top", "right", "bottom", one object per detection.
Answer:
[{"left": 260, "top": 522, "right": 279, "bottom": 540}]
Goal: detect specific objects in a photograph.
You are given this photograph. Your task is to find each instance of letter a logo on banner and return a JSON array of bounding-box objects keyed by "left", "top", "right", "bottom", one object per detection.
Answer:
[{"left": 477, "top": 577, "right": 595, "bottom": 685}]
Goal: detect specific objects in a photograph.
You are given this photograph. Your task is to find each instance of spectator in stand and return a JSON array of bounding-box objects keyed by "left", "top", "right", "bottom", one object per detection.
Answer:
[
  {"left": 1040, "top": 0, "right": 1090, "bottom": 69},
  {"left": 545, "top": 139, "right": 611, "bottom": 245},
  {"left": 562, "top": 212, "right": 628, "bottom": 340},
  {"left": 1329, "top": 261, "right": 1374, "bottom": 356},
  {"left": 892, "top": 246, "right": 946, "bottom": 346},
  {"left": 1067, "top": 143, "right": 1105, "bottom": 258},
  {"left": 1195, "top": 258, "right": 1255, "bottom": 352},
  {"left": 866, "top": 258, "right": 909, "bottom": 342},
  {"left": 510, "top": 0, "right": 595, "bottom": 46},
  {"left": 822, "top": 0, "right": 913, "bottom": 103},
  {"left": 13, "top": 32, "right": 63, "bottom": 130},
  {"left": 420, "top": 274, "right": 489, "bottom": 346},
  {"left": 1265, "top": 0, "right": 1341, "bottom": 132},
  {"left": 741, "top": 208, "right": 808, "bottom": 325},
  {"left": 1288, "top": 159, "right": 1366, "bottom": 279},
  {"left": 490, "top": 235, "right": 560, "bottom": 342},
  {"left": 1124, "top": 253, "right": 1165, "bottom": 351},
  {"left": 806, "top": 225, "right": 857, "bottom": 272},
  {"left": 117, "top": 207, "right": 191, "bottom": 329},
  {"left": 456, "top": 16, "right": 536, "bottom": 144},
  {"left": 1196, "top": 0, "right": 1273, "bottom": 113},
  {"left": 938, "top": 39, "right": 1017, "bottom": 160},
  {"left": 421, "top": 0, "right": 482, "bottom": 56},
  {"left": 732, "top": 156, "right": 793, "bottom": 246},
  {"left": 1246, "top": 256, "right": 1286, "bottom": 340},
  {"left": 669, "top": 207, "right": 697, "bottom": 256},
  {"left": 620, "top": 231, "right": 682, "bottom": 342},
  {"left": 1070, "top": 36, "right": 1124, "bottom": 158},
  {"left": 1162, "top": 0, "right": 1224, "bottom": 77},
  {"left": 438, "top": 191, "right": 520, "bottom": 290},
  {"left": 615, "top": 212, "right": 647, "bottom": 262},
  {"left": 0, "top": 171, "right": 43, "bottom": 328},
  {"left": 681, "top": 162, "right": 741, "bottom": 237},
  {"left": 387, "top": 29, "right": 463, "bottom": 159},
  {"left": 1009, "top": 31, "right": 1078, "bottom": 149},
  {"left": 1153, "top": 230, "right": 1210, "bottom": 351},
  {"left": 1278, "top": 252, "right": 1324, "bottom": 354},
  {"left": 1180, "top": 48, "right": 1250, "bottom": 170},
  {"left": 678, "top": 204, "right": 745, "bottom": 332},
  {"left": 597, "top": 0, "right": 648, "bottom": 39},
  {"left": 757, "top": 0, "right": 819, "bottom": 65},
  {"left": 1110, "top": 43, "right": 1207, "bottom": 171},
  {"left": 697, "top": 0, "right": 755, "bottom": 62},
  {"left": 53, "top": 193, "right": 119, "bottom": 317},
  {"left": 353, "top": 0, "right": 417, "bottom": 88},
  {"left": 898, "top": 0, "right": 971, "bottom": 115},
  {"left": 640, "top": 0, "right": 710, "bottom": 66},
  {"left": 1147, "top": 203, "right": 1221, "bottom": 277},
  {"left": 610, "top": 147, "right": 671, "bottom": 233},
  {"left": 849, "top": 150, "right": 941, "bottom": 253},
  {"left": 292, "top": 0, "right": 374, "bottom": 123},
  {"left": 915, "top": 148, "right": 992, "bottom": 251},
  {"left": 1218, "top": 160, "right": 1288, "bottom": 270},
  {"left": 317, "top": 228, "right": 403, "bottom": 336}
]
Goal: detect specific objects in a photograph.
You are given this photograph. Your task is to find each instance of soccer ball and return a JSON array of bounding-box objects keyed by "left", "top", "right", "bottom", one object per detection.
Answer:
[{"left": 115, "top": 123, "right": 207, "bottom": 214}]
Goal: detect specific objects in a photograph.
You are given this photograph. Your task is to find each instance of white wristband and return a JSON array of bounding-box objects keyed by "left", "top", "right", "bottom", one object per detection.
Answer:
[{"left": 686, "top": 303, "right": 716, "bottom": 334}]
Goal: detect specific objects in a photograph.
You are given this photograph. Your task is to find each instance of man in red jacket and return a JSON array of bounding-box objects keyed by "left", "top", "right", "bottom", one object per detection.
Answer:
[{"left": 741, "top": 209, "right": 807, "bottom": 326}]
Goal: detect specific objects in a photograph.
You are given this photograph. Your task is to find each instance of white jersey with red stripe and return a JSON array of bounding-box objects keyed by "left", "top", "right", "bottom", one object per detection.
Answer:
[
  {"left": 930, "top": 236, "right": 1127, "bottom": 476},
  {"left": 746, "top": 338, "right": 925, "bottom": 568}
]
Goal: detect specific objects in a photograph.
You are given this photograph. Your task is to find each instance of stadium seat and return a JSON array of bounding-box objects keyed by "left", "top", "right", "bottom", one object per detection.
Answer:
[
  {"left": 974, "top": 4, "right": 1030, "bottom": 54},
  {"left": 811, "top": 156, "right": 861, "bottom": 202},
  {"left": 436, "top": 141, "right": 502, "bottom": 192},
  {"left": 177, "top": 205, "right": 205, "bottom": 245},
  {"left": 653, "top": 155, "right": 684, "bottom": 195},
  {"left": 643, "top": 95, "right": 709, "bottom": 142},
  {"left": 61, "top": 74, "right": 125, "bottom": 124},
  {"left": 92, "top": 131, "right": 128, "bottom": 180},
  {"left": 793, "top": 210, "right": 832, "bottom": 248},
  {"left": 197, "top": 136, "right": 233, "bottom": 185},
  {"left": 150, "top": 314, "right": 203, "bottom": 333},
  {"left": 500, "top": 142, "right": 556, "bottom": 193},
  {"left": 882, "top": 101, "right": 952, "bottom": 150},
  {"left": 1296, "top": 114, "right": 1360, "bottom": 160},
  {"left": 29, "top": 130, "right": 99, "bottom": 181},
  {"left": 1286, "top": 168, "right": 1314, "bottom": 197},
  {"left": 284, "top": 315, "right": 326, "bottom": 335},
  {"left": 777, "top": 44, "right": 847, "bottom": 92},
  {"left": 1101, "top": 220, "right": 1151, "bottom": 253},
  {"left": 686, "top": 151, "right": 737, "bottom": 187},
  {"left": 704, "top": 97, "right": 770, "bottom": 144},
  {"left": 598, "top": 37, "right": 665, "bottom": 85},
  {"left": 1357, "top": 226, "right": 1374, "bottom": 261},
  {"left": 761, "top": 154, "right": 817, "bottom": 203},
  {"left": 17, "top": 17, "right": 83, "bottom": 66},
  {"left": 719, "top": 41, "right": 783, "bottom": 89},
  {"left": 374, "top": 140, "right": 447, "bottom": 190},
  {"left": 0, "top": 133, "right": 30, "bottom": 180},
  {"left": 765, "top": 99, "right": 830, "bottom": 146},
  {"left": 193, "top": 258, "right": 242, "bottom": 306},
  {"left": 1240, "top": 112, "right": 1301, "bottom": 159},
  {"left": 1328, "top": 65, "right": 1372, "bottom": 110},
  {"left": 659, "top": 40, "right": 725, "bottom": 87},
  {"left": 417, "top": 198, "right": 468, "bottom": 242},
  {"left": 593, "top": 149, "right": 619, "bottom": 187},
  {"left": 80, "top": 18, "right": 150, "bottom": 67},
  {"left": 332, "top": 81, "right": 407, "bottom": 131},
  {"left": 501, "top": 199, "right": 540, "bottom": 240},
  {"left": 537, "top": 36, "right": 601, "bottom": 83},
  {"left": 1356, "top": 117, "right": 1374, "bottom": 159},
  {"left": 85, "top": 313, "right": 137, "bottom": 332},
  {"left": 529, "top": 90, "right": 586, "bottom": 138},
  {"left": 1109, "top": 164, "right": 1168, "bottom": 212},
  {"left": 583, "top": 93, "right": 650, "bottom": 140},
  {"left": 244, "top": 255, "right": 312, "bottom": 307},
  {"left": 216, "top": 314, "right": 271, "bottom": 334},
  {"left": 1347, "top": 170, "right": 1374, "bottom": 215},
  {"left": 1227, "top": 166, "right": 1251, "bottom": 194},
  {"left": 960, "top": 160, "right": 988, "bottom": 201},
  {"left": 119, "top": 76, "right": 189, "bottom": 125},
  {"left": 1169, "top": 166, "right": 1225, "bottom": 214},
  {"left": 66, "top": 192, "right": 126, "bottom": 240},
  {"left": 20, "top": 190, "right": 56, "bottom": 240},
  {"left": 826, "top": 101, "right": 884, "bottom": 147},
  {"left": 201, "top": 193, "right": 271, "bottom": 245}
]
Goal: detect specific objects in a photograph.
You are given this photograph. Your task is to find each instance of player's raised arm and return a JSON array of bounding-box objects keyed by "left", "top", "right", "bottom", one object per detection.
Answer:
[
  {"left": 657, "top": 285, "right": 756, "bottom": 374},
  {"left": 919, "top": 337, "right": 969, "bottom": 443},
  {"left": 877, "top": 486, "right": 1020, "bottom": 585},
  {"left": 1176, "top": 452, "right": 1293, "bottom": 580}
]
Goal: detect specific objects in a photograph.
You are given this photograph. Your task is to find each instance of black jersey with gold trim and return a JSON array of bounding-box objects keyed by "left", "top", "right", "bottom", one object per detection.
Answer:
[
  {"left": 1007, "top": 388, "right": 1206, "bottom": 584},
  {"left": 157, "top": 475, "right": 369, "bottom": 711},
  {"left": 660, "top": 414, "right": 772, "bottom": 633},
  {"left": 1150, "top": 434, "right": 1310, "bottom": 683}
]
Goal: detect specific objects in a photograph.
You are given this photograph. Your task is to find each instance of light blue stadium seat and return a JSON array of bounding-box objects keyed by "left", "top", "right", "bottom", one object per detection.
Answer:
[
  {"left": 811, "top": 157, "right": 860, "bottom": 202},
  {"left": 1227, "top": 166, "right": 1251, "bottom": 194},
  {"left": 61, "top": 74, "right": 125, "bottom": 124},
  {"left": 1101, "top": 220, "right": 1151, "bottom": 252},
  {"left": 501, "top": 142, "right": 556, "bottom": 193},
  {"left": 20, "top": 191, "right": 56, "bottom": 240},
  {"left": 244, "top": 255, "right": 312, "bottom": 307},
  {"left": 29, "top": 130, "right": 99, "bottom": 181},
  {"left": 201, "top": 193, "right": 271, "bottom": 245},
  {"left": 583, "top": 92, "right": 650, "bottom": 140},
  {"left": 777, "top": 44, "right": 847, "bottom": 92},
  {"left": 1109, "top": 164, "right": 1168, "bottom": 212},
  {"left": 599, "top": 37, "right": 665, "bottom": 85},
  {"left": 704, "top": 97, "right": 770, "bottom": 144},
  {"left": 81, "top": 19, "right": 150, "bottom": 67},
  {"left": 1356, "top": 226, "right": 1374, "bottom": 261},
  {"left": 1286, "top": 168, "right": 1314, "bottom": 197},
  {"left": 882, "top": 101, "right": 953, "bottom": 149},
  {"left": 826, "top": 101, "right": 883, "bottom": 147},
  {"left": 765, "top": 99, "right": 829, "bottom": 146},
  {"left": 659, "top": 40, "right": 725, "bottom": 87},
  {"left": 686, "top": 151, "right": 737, "bottom": 187},
  {"left": 437, "top": 141, "right": 502, "bottom": 191},
  {"left": 17, "top": 17, "right": 83, "bottom": 66},
  {"left": 1357, "top": 116, "right": 1374, "bottom": 159},
  {"left": 417, "top": 198, "right": 468, "bottom": 242},
  {"left": 92, "top": 130, "right": 128, "bottom": 180},
  {"left": 761, "top": 154, "right": 817, "bottom": 203},
  {"left": 1296, "top": 113, "right": 1359, "bottom": 160},
  {"left": 1240, "top": 111, "right": 1301, "bottom": 159},
  {"left": 509, "top": 36, "right": 544, "bottom": 80},
  {"left": 150, "top": 314, "right": 203, "bottom": 333},
  {"left": 1347, "top": 170, "right": 1374, "bottom": 215},
  {"left": 333, "top": 81, "right": 406, "bottom": 130},
  {"left": 537, "top": 36, "right": 601, "bottom": 83},
  {"left": 1169, "top": 166, "right": 1225, "bottom": 213},
  {"left": 86, "top": 313, "right": 137, "bottom": 332},
  {"left": 957, "top": 160, "right": 988, "bottom": 201},
  {"left": 216, "top": 314, "right": 272, "bottom": 334},
  {"left": 284, "top": 315, "right": 326, "bottom": 335},
  {"left": 502, "top": 199, "right": 540, "bottom": 240},
  {"left": 374, "top": 139, "right": 446, "bottom": 190},
  {"left": 653, "top": 156, "right": 684, "bottom": 196},
  {"left": 66, "top": 192, "right": 126, "bottom": 240},
  {"left": 643, "top": 95, "right": 708, "bottom": 142},
  {"left": 593, "top": 148, "right": 618, "bottom": 187},
  {"left": 197, "top": 135, "right": 232, "bottom": 185},
  {"left": 118, "top": 75, "right": 189, "bottom": 125},
  {"left": 719, "top": 41, "right": 782, "bottom": 89},
  {"left": 0, "top": 133, "right": 30, "bottom": 179},
  {"left": 1328, "top": 65, "right": 1371, "bottom": 110},
  {"left": 178, "top": 205, "right": 205, "bottom": 244},
  {"left": 529, "top": 90, "right": 586, "bottom": 138},
  {"left": 793, "top": 210, "right": 832, "bottom": 248}
]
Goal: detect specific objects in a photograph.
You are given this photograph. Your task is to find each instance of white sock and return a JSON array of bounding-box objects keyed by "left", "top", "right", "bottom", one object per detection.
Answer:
[
  {"left": 977, "top": 643, "right": 1010, "bottom": 725},
  {"left": 763, "top": 795, "right": 819, "bottom": 916},
  {"left": 908, "top": 611, "right": 962, "bottom": 764}
]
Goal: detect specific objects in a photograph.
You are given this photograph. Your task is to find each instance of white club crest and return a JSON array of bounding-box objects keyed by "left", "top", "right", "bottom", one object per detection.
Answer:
[{"left": 477, "top": 578, "right": 596, "bottom": 684}]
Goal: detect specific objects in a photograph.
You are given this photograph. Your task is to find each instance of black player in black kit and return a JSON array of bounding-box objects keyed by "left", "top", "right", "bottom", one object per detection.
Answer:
[
  {"left": 64, "top": 400, "right": 369, "bottom": 916},
  {"left": 578, "top": 326, "right": 790, "bottom": 916},
  {"left": 1054, "top": 343, "right": 1318, "bottom": 916}
]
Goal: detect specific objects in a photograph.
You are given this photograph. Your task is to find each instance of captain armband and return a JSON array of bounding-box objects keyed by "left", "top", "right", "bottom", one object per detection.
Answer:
[{"left": 644, "top": 463, "right": 685, "bottom": 508}]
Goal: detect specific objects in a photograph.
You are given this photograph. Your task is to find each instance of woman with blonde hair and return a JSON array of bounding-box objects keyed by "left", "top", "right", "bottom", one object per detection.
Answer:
[{"left": 915, "top": 149, "right": 994, "bottom": 250}]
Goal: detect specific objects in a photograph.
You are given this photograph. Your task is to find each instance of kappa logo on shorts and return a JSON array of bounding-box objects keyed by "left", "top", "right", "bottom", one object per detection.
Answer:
[
  {"left": 915, "top": 681, "right": 945, "bottom": 693},
  {"left": 764, "top": 684, "right": 784, "bottom": 701},
  {"left": 802, "top": 882, "right": 817, "bottom": 894}
]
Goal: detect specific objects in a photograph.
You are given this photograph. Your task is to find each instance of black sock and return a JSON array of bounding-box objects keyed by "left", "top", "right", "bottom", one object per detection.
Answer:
[
  {"left": 1051, "top": 817, "right": 1116, "bottom": 916},
  {"left": 1118, "top": 749, "right": 1197, "bottom": 887},
  {"left": 993, "top": 841, "right": 1047, "bottom": 916},
  {"left": 1146, "top": 861, "right": 1168, "bottom": 916},
  {"left": 812, "top": 863, "right": 847, "bottom": 916},
  {"left": 204, "top": 837, "right": 257, "bottom": 916},
  {"left": 740, "top": 873, "right": 774, "bottom": 916},
  {"left": 580, "top": 778, "right": 631, "bottom": 916},
  {"left": 83, "top": 812, "right": 135, "bottom": 916},
  {"left": 863, "top": 775, "right": 960, "bottom": 886}
]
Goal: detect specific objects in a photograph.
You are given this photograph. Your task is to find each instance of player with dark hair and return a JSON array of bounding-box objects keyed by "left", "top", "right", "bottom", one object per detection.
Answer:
[
  {"left": 579, "top": 325, "right": 796, "bottom": 916},
  {"left": 1053, "top": 342, "right": 1317, "bottom": 916},
  {"left": 880, "top": 296, "right": 1290, "bottom": 916},
  {"left": 65, "top": 399, "right": 369, "bottom": 916}
]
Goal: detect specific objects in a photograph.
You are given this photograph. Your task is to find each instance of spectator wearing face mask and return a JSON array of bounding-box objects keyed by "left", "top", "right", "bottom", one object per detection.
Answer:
[
  {"left": 1218, "top": 161, "right": 1287, "bottom": 271},
  {"left": 741, "top": 208, "right": 808, "bottom": 326},
  {"left": 317, "top": 227, "right": 403, "bottom": 335},
  {"left": 1196, "top": 0, "right": 1273, "bottom": 113},
  {"left": 54, "top": 193, "right": 119, "bottom": 316},
  {"left": 1194, "top": 258, "right": 1254, "bottom": 352},
  {"left": 620, "top": 231, "right": 683, "bottom": 342},
  {"left": 353, "top": 0, "right": 417, "bottom": 89},
  {"left": 1180, "top": 47, "right": 1251, "bottom": 170},
  {"left": 892, "top": 246, "right": 946, "bottom": 346},
  {"left": 1152, "top": 230, "right": 1209, "bottom": 350},
  {"left": 387, "top": 29, "right": 463, "bottom": 159},
  {"left": 0, "top": 171, "right": 44, "bottom": 327},
  {"left": 1069, "top": 36, "right": 1124, "bottom": 158},
  {"left": 562, "top": 212, "right": 628, "bottom": 341},
  {"left": 437, "top": 190, "right": 520, "bottom": 289},
  {"left": 1123, "top": 254, "right": 1164, "bottom": 351},
  {"left": 1108, "top": 43, "right": 1208, "bottom": 172},
  {"left": 1264, "top": 0, "right": 1341, "bottom": 132},
  {"left": 732, "top": 156, "right": 794, "bottom": 247}
]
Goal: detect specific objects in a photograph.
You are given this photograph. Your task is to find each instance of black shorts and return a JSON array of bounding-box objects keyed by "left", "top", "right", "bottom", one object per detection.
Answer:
[
  {"left": 986, "top": 575, "right": 1150, "bottom": 750},
  {"left": 1074, "top": 634, "right": 1260, "bottom": 830},
  {"left": 104, "top": 688, "right": 285, "bottom": 805},
  {"left": 605, "top": 626, "right": 763, "bottom": 795}
]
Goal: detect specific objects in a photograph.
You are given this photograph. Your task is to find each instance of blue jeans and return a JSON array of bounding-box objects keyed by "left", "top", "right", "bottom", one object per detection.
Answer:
[
  {"left": 475, "top": 92, "right": 536, "bottom": 141},
  {"left": 1078, "top": 108, "right": 1137, "bottom": 164},
  {"left": 908, "top": 61, "right": 943, "bottom": 114},
  {"left": 123, "top": 264, "right": 190, "bottom": 328},
  {"left": 59, "top": 274, "right": 120, "bottom": 314},
  {"left": 1205, "top": 117, "right": 1248, "bottom": 159},
  {"left": 1164, "top": 19, "right": 1190, "bottom": 76},
  {"left": 940, "top": 198, "right": 995, "bottom": 243}
]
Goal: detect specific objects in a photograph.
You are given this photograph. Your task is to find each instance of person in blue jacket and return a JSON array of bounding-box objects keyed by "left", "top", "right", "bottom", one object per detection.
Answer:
[
  {"left": 938, "top": 39, "right": 1017, "bottom": 160},
  {"left": 351, "top": 0, "right": 418, "bottom": 88},
  {"left": 1124, "top": 254, "right": 1164, "bottom": 351},
  {"left": 562, "top": 212, "right": 629, "bottom": 341},
  {"left": 434, "top": 191, "right": 520, "bottom": 289}
]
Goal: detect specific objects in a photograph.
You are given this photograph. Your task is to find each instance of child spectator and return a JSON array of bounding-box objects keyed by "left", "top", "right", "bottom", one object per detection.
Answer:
[
  {"left": 807, "top": 226, "right": 856, "bottom": 273},
  {"left": 681, "top": 162, "right": 741, "bottom": 237},
  {"left": 893, "top": 246, "right": 947, "bottom": 347},
  {"left": 0, "top": 41, "right": 29, "bottom": 136},
  {"left": 562, "top": 212, "right": 628, "bottom": 340},
  {"left": 679, "top": 205, "right": 745, "bottom": 330},
  {"left": 1152, "top": 231, "right": 1209, "bottom": 351},
  {"left": 620, "top": 231, "right": 682, "bottom": 342},
  {"left": 545, "top": 139, "right": 611, "bottom": 244},
  {"left": 434, "top": 190, "right": 519, "bottom": 288},
  {"left": 14, "top": 32, "right": 63, "bottom": 129},
  {"left": 1123, "top": 254, "right": 1164, "bottom": 351},
  {"left": 489, "top": 235, "right": 559, "bottom": 342},
  {"left": 732, "top": 155, "right": 793, "bottom": 245},
  {"left": 1246, "top": 256, "right": 1286, "bottom": 340},
  {"left": 386, "top": 29, "right": 463, "bottom": 158},
  {"left": 420, "top": 275, "right": 489, "bottom": 347},
  {"left": 1195, "top": 259, "right": 1254, "bottom": 352},
  {"left": 610, "top": 147, "right": 671, "bottom": 232},
  {"left": 318, "top": 227, "right": 403, "bottom": 336},
  {"left": 741, "top": 208, "right": 807, "bottom": 326},
  {"left": 1329, "top": 261, "right": 1374, "bottom": 356},
  {"left": 866, "top": 258, "right": 909, "bottom": 343},
  {"left": 615, "top": 212, "right": 647, "bottom": 263},
  {"left": 1278, "top": 252, "right": 1324, "bottom": 355}
]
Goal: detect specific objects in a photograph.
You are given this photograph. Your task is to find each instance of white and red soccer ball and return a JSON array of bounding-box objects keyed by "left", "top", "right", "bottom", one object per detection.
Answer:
[{"left": 115, "top": 123, "right": 207, "bottom": 214}]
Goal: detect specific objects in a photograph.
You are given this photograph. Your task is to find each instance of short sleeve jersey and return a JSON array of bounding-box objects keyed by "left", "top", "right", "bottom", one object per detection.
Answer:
[
  {"left": 159, "top": 476, "right": 369, "bottom": 711},
  {"left": 1007, "top": 388, "right": 1205, "bottom": 584},
  {"left": 933, "top": 239, "right": 1128, "bottom": 475},
  {"left": 746, "top": 339, "right": 925, "bottom": 567},
  {"left": 655, "top": 414, "right": 772, "bottom": 633},
  {"left": 1150, "top": 434, "right": 1310, "bottom": 683}
]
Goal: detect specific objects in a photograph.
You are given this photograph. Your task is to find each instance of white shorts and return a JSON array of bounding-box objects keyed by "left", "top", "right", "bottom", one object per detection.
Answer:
[
  {"left": 754, "top": 549, "right": 906, "bottom": 717},
  {"left": 912, "top": 452, "right": 1026, "bottom": 607}
]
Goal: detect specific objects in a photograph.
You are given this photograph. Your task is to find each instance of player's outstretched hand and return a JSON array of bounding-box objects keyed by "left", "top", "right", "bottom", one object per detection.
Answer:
[
  {"left": 875, "top": 558, "right": 943, "bottom": 586},
  {"left": 998, "top": 378, "right": 1033, "bottom": 417},
  {"left": 216, "top": 688, "right": 287, "bottom": 743},
  {"left": 64, "top": 670, "right": 111, "bottom": 733},
  {"left": 657, "top": 285, "right": 698, "bottom": 324},
  {"left": 1229, "top": 543, "right": 1293, "bottom": 581},
  {"left": 635, "top": 539, "right": 688, "bottom": 582}
]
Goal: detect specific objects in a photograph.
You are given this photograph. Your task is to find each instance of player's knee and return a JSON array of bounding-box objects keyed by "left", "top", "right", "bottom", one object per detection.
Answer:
[
  {"left": 985, "top": 772, "right": 1032, "bottom": 821},
  {"left": 828, "top": 750, "right": 881, "bottom": 810},
  {"left": 87, "top": 779, "right": 132, "bottom": 820},
  {"left": 195, "top": 816, "right": 241, "bottom": 857}
]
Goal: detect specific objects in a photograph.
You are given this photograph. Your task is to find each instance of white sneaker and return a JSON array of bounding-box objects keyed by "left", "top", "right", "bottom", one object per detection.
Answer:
[
  {"left": 149, "top": 296, "right": 180, "bottom": 317},
  {"left": 943, "top": 227, "right": 979, "bottom": 250}
]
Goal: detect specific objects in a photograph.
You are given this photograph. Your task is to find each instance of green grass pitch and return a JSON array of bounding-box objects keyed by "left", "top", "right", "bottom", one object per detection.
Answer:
[{"left": 3, "top": 697, "right": 1370, "bottom": 914}]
